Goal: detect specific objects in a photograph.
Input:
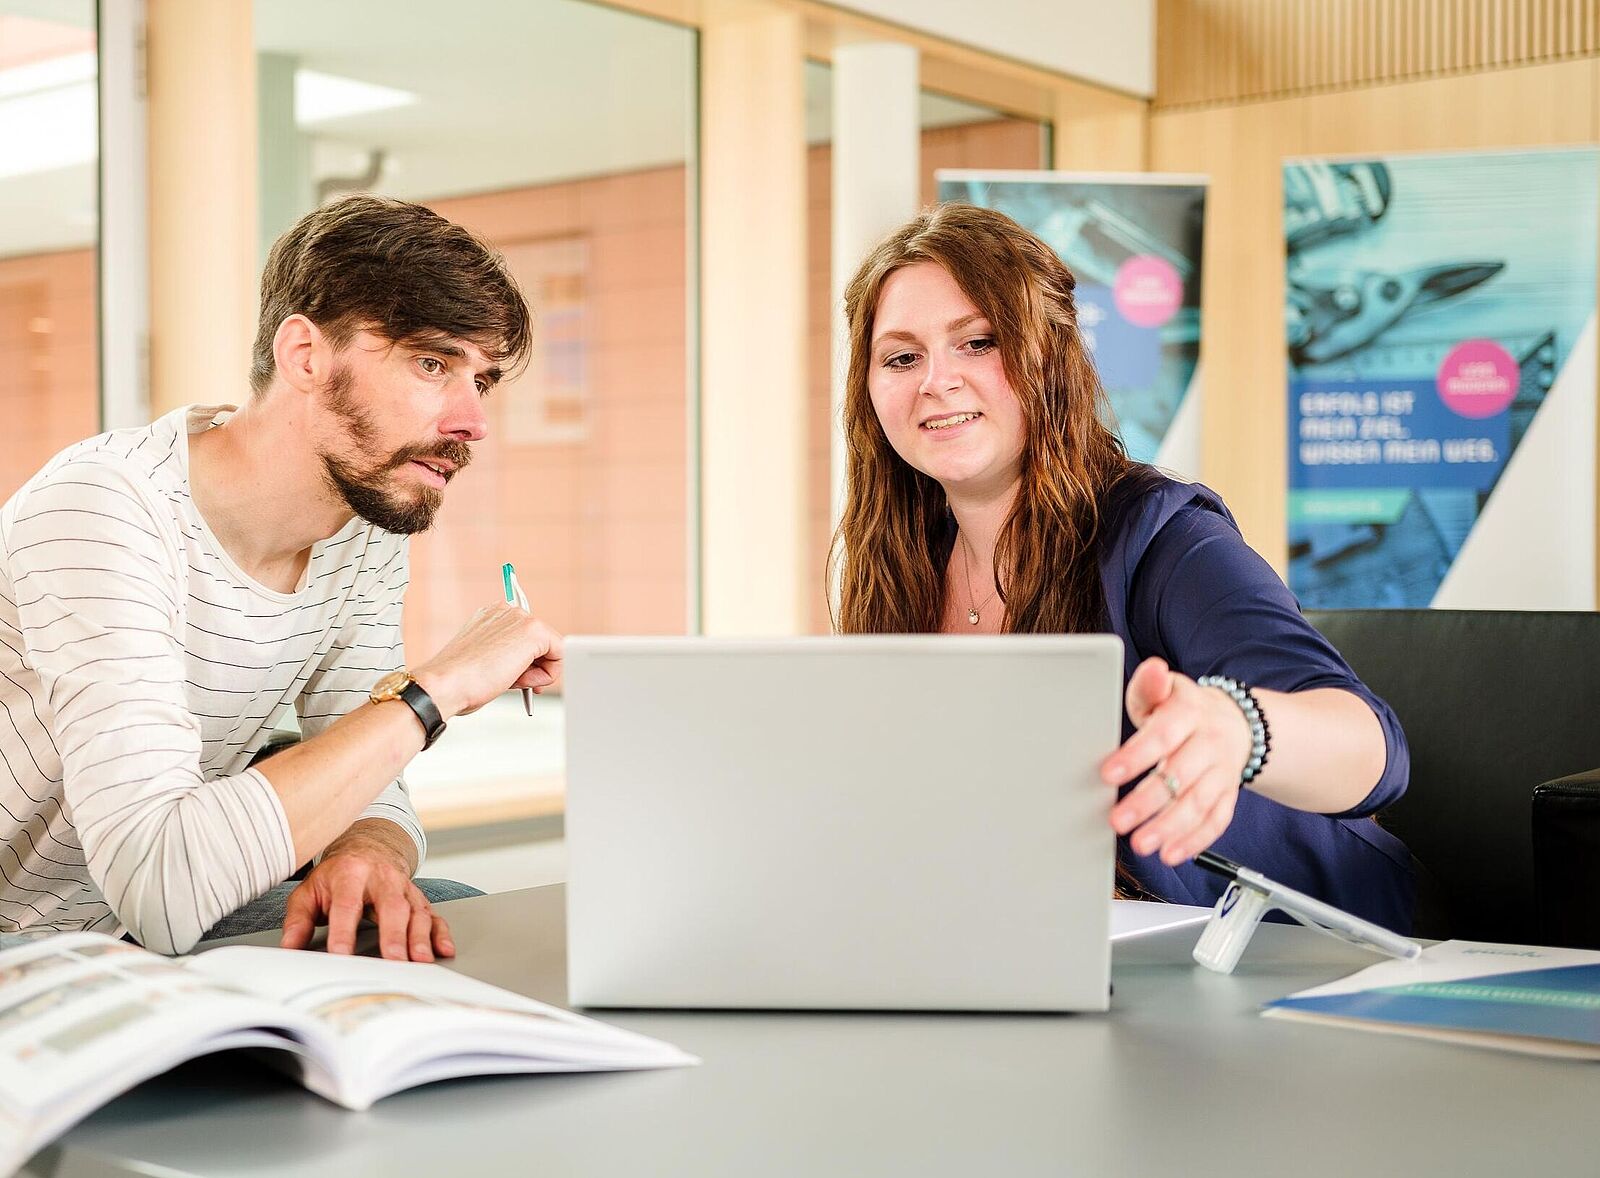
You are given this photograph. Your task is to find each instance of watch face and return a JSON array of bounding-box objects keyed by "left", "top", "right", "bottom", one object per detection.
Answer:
[{"left": 370, "top": 670, "right": 414, "bottom": 702}]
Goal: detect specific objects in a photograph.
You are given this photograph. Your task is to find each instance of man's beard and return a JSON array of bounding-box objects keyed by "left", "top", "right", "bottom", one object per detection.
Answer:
[{"left": 317, "top": 366, "right": 473, "bottom": 535}]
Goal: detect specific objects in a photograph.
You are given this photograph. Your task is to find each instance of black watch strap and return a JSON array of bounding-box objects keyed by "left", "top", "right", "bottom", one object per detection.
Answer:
[{"left": 398, "top": 679, "right": 446, "bottom": 750}]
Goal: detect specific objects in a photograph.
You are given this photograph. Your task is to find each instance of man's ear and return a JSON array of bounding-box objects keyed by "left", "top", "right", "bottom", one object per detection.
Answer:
[{"left": 272, "top": 314, "right": 326, "bottom": 395}]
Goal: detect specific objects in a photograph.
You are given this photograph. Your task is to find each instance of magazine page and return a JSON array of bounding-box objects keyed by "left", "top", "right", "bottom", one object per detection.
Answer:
[
  {"left": 191, "top": 947, "right": 697, "bottom": 1109},
  {"left": 0, "top": 933, "right": 318, "bottom": 1172},
  {"left": 1263, "top": 940, "right": 1600, "bottom": 1060}
]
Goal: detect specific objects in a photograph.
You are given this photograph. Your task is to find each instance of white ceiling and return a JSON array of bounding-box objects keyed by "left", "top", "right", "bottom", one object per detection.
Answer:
[
  {"left": 1, "top": 0, "right": 1004, "bottom": 259},
  {"left": 834, "top": 0, "right": 1155, "bottom": 96}
]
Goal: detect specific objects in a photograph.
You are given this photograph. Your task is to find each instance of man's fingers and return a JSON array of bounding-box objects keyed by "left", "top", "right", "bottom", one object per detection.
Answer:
[
  {"left": 516, "top": 664, "right": 557, "bottom": 689},
  {"left": 324, "top": 890, "right": 367, "bottom": 956},
  {"left": 278, "top": 883, "right": 321, "bottom": 950},
  {"left": 405, "top": 896, "right": 436, "bottom": 963},
  {"left": 374, "top": 892, "right": 414, "bottom": 961},
  {"left": 431, "top": 913, "right": 456, "bottom": 959}
]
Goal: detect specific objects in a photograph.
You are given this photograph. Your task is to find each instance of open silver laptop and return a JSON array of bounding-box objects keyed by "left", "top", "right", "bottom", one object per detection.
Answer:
[{"left": 562, "top": 636, "right": 1123, "bottom": 1012}]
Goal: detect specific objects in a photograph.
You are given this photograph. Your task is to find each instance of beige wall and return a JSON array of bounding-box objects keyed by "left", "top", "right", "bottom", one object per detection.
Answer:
[
  {"left": 411, "top": 168, "right": 693, "bottom": 661},
  {"left": 1150, "top": 57, "right": 1600, "bottom": 568}
]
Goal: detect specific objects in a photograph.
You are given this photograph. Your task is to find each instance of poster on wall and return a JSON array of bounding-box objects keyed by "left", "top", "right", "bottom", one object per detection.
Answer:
[
  {"left": 1285, "top": 148, "right": 1598, "bottom": 609},
  {"left": 936, "top": 170, "right": 1206, "bottom": 474},
  {"left": 499, "top": 235, "right": 590, "bottom": 446}
]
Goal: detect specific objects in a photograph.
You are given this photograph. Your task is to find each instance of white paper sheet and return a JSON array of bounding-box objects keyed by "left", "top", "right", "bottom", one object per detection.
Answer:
[{"left": 1110, "top": 899, "right": 1212, "bottom": 942}]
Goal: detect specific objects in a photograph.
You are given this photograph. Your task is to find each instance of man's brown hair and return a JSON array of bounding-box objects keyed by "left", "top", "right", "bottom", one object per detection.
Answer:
[{"left": 249, "top": 194, "right": 532, "bottom": 394}]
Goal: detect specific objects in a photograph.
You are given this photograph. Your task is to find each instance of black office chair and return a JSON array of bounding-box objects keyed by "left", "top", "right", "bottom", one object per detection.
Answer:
[{"left": 1307, "top": 609, "right": 1600, "bottom": 945}]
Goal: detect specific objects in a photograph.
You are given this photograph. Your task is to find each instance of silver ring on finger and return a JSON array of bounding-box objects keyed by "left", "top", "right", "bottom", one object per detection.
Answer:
[{"left": 1160, "top": 770, "right": 1181, "bottom": 802}]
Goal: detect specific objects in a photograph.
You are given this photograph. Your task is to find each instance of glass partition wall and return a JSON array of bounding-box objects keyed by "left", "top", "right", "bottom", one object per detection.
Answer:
[
  {"left": 802, "top": 64, "right": 1050, "bottom": 633},
  {"left": 254, "top": 0, "right": 699, "bottom": 830},
  {"left": 0, "top": 1, "right": 99, "bottom": 500}
]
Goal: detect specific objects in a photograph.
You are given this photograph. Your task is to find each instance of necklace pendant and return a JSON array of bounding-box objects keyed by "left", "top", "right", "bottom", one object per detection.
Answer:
[{"left": 968, "top": 608, "right": 980, "bottom": 625}]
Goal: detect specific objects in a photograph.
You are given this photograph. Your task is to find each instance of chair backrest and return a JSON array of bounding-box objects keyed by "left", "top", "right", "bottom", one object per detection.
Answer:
[{"left": 1307, "top": 609, "right": 1600, "bottom": 942}]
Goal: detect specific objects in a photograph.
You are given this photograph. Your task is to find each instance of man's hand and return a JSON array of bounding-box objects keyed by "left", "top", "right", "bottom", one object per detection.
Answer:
[
  {"left": 413, "top": 603, "right": 563, "bottom": 720},
  {"left": 280, "top": 822, "right": 454, "bottom": 962}
]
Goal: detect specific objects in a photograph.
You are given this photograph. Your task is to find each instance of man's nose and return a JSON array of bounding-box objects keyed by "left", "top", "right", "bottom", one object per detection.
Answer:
[{"left": 443, "top": 378, "right": 489, "bottom": 442}]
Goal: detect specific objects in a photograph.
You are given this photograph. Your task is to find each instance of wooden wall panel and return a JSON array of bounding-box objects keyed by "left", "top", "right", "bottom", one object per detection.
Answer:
[
  {"left": 1158, "top": 0, "right": 1600, "bottom": 108},
  {"left": 1301, "top": 55, "right": 1596, "bottom": 148},
  {"left": 1149, "top": 55, "right": 1600, "bottom": 571}
]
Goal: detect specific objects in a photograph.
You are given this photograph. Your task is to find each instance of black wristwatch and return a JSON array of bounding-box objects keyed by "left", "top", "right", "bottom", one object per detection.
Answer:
[{"left": 370, "top": 670, "right": 447, "bottom": 750}]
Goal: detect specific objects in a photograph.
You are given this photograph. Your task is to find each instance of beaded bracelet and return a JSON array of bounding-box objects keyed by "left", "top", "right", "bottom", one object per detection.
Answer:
[{"left": 1196, "top": 674, "right": 1272, "bottom": 786}]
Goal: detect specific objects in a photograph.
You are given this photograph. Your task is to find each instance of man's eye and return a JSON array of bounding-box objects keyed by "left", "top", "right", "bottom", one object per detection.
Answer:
[
  {"left": 475, "top": 379, "right": 491, "bottom": 396},
  {"left": 419, "top": 357, "right": 445, "bottom": 375}
]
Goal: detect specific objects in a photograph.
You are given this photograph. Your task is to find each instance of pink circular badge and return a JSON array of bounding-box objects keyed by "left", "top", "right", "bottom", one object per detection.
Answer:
[
  {"left": 1113, "top": 255, "right": 1182, "bottom": 329},
  {"left": 1436, "top": 340, "right": 1518, "bottom": 419}
]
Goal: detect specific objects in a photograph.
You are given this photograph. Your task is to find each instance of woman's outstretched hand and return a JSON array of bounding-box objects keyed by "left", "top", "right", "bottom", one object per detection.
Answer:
[{"left": 1101, "top": 657, "right": 1253, "bottom": 866}]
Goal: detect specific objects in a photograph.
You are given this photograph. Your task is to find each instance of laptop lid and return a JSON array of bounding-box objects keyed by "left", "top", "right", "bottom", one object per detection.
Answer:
[{"left": 563, "top": 635, "right": 1123, "bottom": 1012}]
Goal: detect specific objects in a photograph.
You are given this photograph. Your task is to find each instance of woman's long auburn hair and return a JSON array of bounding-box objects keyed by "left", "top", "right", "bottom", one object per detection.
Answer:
[{"left": 831, "top": 203, "right": 1136, "bottom": 635}]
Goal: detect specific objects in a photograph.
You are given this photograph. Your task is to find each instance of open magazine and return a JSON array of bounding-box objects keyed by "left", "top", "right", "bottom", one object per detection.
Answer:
[{"left": 0, "top": 932, "right": 696, "bottom": 1173}]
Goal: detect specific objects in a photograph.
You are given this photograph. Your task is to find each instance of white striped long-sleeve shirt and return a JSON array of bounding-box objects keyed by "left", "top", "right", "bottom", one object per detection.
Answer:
[{"left": 0, "top": 405, "right": 425, "bottom": 954}]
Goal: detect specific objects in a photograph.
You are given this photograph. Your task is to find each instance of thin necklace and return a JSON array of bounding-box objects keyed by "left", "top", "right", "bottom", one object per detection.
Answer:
[{"left": 957, "top": 530, "right": 1000, "bottom": 626}]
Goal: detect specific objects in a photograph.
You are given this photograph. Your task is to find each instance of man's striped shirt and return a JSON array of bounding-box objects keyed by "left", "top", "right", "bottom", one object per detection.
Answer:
[{"left": 0, "top": 405, "right": 424, "bottom": 954}]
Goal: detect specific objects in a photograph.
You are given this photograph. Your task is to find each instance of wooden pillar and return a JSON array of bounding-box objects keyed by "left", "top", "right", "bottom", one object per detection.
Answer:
[
  {"left": 698, "top": 1, "right": 808, "bottom": 634},
  {"left": 146, "top": 0, "right": 257, "bottom": 416}
]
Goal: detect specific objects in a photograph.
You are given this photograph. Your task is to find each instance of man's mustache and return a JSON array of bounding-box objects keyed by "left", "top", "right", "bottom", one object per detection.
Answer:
[{"left": 389, "top": 440, "right": 474, "bottom": 477}]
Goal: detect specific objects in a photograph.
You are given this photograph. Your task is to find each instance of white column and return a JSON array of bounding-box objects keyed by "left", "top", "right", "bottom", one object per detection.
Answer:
[
  {"left": 829, "top": 43, "right": 919, "bottom": 531},
  {"left": 257, "top": 52, "right": 313, "bottom": 267},
  {"left": 98, "top": 0, "right": 149, "bottom": 430}
]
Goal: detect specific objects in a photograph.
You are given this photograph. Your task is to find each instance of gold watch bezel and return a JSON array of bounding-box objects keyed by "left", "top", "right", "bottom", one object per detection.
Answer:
[{"left": 370, "top": 670, "right": 417, "bottom": 704}]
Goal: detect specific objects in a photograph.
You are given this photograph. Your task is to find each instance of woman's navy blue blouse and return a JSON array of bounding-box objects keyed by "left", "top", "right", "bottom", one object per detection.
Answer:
[{"left": 1099, "top": 469, "right": 1415, "bottom": 933}]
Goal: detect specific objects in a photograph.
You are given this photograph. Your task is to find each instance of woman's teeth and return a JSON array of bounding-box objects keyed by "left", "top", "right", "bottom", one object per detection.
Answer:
[{"left": 922, "top": 412, "right": 980, "bottom": 431}]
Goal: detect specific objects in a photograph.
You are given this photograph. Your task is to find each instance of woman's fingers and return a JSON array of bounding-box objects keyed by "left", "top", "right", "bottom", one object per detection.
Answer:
[
  {"left": 1129, "top": 765, "right": 1234, "bottom": 863},
  {"left": 1109, "top": 766, "right": 1181, "bottom": 834},
  {"left": 1102, "top": 687, "right": 1199, "bottom": 785},
  {"left": 1163, "top": 785, "right": 1241, "bottom": 866},
  {"left": 1122, "top": 657, "right": 1173, "bottom": 726}
]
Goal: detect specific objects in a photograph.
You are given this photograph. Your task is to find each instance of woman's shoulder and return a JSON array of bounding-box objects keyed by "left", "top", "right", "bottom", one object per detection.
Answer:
[{"left": 1099, "top": 464, "right": 1238, "bottom": 565}]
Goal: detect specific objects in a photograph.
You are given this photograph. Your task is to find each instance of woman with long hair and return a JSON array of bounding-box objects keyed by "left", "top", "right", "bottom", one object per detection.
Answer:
[{"left": 832, "top": 203, "right": 1414, "bottom": 932}]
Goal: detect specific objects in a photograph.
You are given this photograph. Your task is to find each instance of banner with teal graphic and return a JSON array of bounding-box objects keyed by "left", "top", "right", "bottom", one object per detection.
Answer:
[
  {"left": 936, "top": 170, "right": 1206, "bottom": 475},
  {"left": 1285, "top": 148, "right": 1598, "bottom": 609}
]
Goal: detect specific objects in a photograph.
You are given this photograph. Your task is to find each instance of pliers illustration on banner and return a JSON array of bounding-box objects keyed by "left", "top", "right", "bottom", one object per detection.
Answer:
[
  {"left": 1284, "top": 161, "right": 1393, "bottom": 254},
  {"left": 1287, "top": 261, "right": 1504, "bottom": 365},
  {"left": 1041, "top": 200, "right": 1191, "bottom": 289}
]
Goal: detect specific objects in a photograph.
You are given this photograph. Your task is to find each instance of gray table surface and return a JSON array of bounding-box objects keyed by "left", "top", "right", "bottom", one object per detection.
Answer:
[{"left": 26, "top": 885, "right": 1599, "bottom": 1178}]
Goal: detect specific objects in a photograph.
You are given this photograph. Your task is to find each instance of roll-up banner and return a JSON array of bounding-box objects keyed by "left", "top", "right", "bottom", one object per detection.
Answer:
[
  {"left": 937, "top": 171, "right": 1207, "bottom": 475},
  {"left": 1285, "top": 148, "right": 1598, "bottom": 609}
]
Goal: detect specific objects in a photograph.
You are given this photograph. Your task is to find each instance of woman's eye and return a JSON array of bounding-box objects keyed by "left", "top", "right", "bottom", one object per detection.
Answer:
[
  {"left": 965, "top": 337, "right": 996, "bottom": 354},
  {"left": 884, "top": 352, "right": 918, "bottom": 370}
]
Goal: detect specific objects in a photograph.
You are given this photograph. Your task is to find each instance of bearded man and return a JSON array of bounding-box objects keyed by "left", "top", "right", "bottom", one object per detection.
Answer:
[{"left": 0, "top": 195, "right": 561, "bottom": 960}]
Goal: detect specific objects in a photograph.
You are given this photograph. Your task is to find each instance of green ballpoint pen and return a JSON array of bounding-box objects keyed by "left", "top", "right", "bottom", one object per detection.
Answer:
[{"left": 502, "top": 562, "right": 534, "bottom": 716}]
